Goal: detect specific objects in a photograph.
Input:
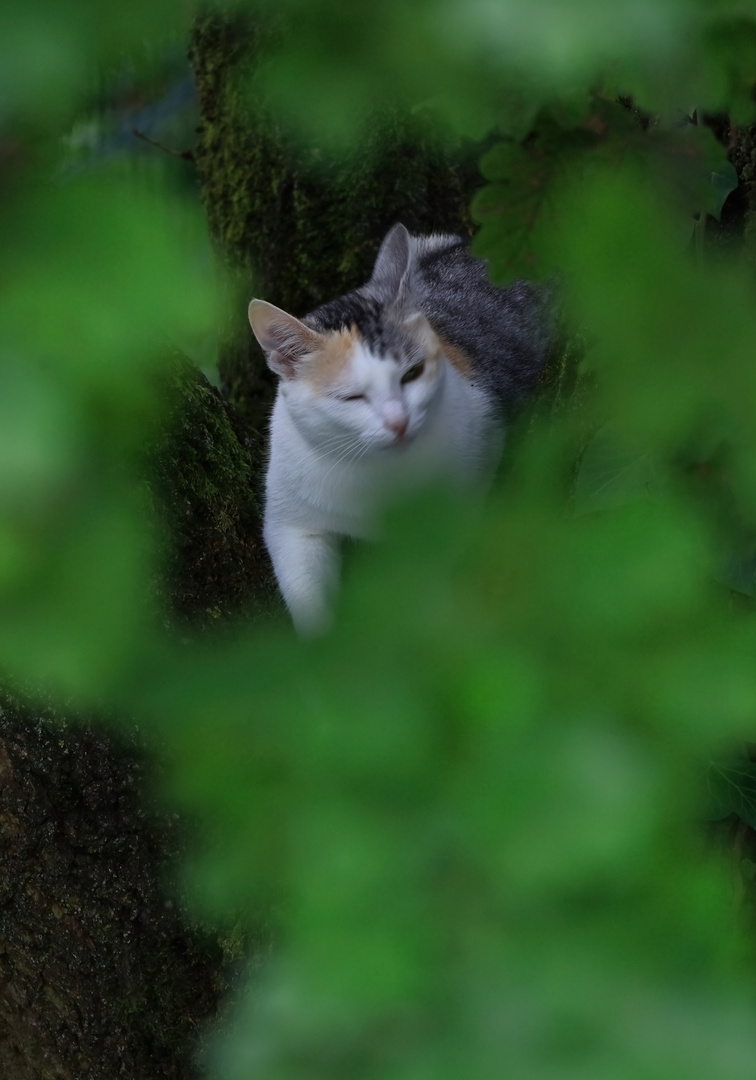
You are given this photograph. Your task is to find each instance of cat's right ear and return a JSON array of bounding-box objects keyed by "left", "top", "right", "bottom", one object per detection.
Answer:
[
  {"left": 369, "top": 223, "right": 413, "bottom": 304},
  {"left": 248, "top": 299, "right": 321, "bottom": 379}
]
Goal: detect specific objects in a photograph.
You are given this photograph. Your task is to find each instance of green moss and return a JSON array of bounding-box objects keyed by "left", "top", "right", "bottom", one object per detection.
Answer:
[{"left": 147, "top": 354, "right": 280, "bottom": 629}]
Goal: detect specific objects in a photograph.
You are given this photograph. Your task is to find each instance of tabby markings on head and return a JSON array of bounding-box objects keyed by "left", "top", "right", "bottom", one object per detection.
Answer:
[{"left": 307, "top": 294, "right": 415, "bottom": 363}]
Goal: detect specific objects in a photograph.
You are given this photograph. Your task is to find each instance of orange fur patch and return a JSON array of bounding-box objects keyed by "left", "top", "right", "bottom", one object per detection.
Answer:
[
  {"left": 302, "top": 327, "right": 358, "bottom": 390},
  {"left": 437, "top": 334, "right": 474, "bottom": 379},
  {"left": 420, "top": 353, "right": 441, "bottom": 380}
]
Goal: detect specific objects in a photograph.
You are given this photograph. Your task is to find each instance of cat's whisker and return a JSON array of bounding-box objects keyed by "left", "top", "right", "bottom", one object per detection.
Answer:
[
  {"left": 313, "top": 438, "right": 355, "bottom": 467},
  {"left": 321, "top": 437, "right": 367, "bottom": 479},
  {"left": 305, "top": 432, "right": 361, "bottom": 462},
  {"left": 316, "top": 429, "right": 368, "bottom": 451},
  {"left": 308, "top": 434, "right": 364, "bottom": 466},
  {"left": 353, "top": 439, "right": 375, "bottom": 464}
]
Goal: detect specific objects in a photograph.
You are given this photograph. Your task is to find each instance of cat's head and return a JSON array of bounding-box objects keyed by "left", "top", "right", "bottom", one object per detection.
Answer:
[{"left": 248, "top": 225, "right": 445, "bottom": 452}]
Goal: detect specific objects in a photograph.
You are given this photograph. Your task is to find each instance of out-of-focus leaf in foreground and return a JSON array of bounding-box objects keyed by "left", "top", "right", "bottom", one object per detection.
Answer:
[
  {"left": 129, "top": 483, "right": 756, "bottom": 1079},
  {"left": 238, "top": 0, "right": 756, "bottom": 142},
  {"left": 0, "top": 178, "right": 214, "bottom": 697},
  {"left": 0, "top": 0, "right": 189, "bottom": 125},
  {"left": 553, "top": 170, "right": 756, "bottom": 466}
]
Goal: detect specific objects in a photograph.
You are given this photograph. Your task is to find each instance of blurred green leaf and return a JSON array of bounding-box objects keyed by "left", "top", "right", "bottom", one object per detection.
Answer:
[
  {"left": 0, "top": 0, "right": 189, "bottom": 124},
  {"left": 0, "top": 174, "right": 214, "bottom": 699},
  {"left": 574, "top": 424, "right": 664, "bottom": 514},
  {"left": 0, "top": 179, "right": 214, "bottom": 412},
  {"left": 5, "top": 2, "right": 756, "bottom": 1078},
  {"left": 698, "top": 15, "right": 756, "bottom": 124},
  {"left": 551, "top": 169, "right": 756, "bottom": 462},
  {"left": 0, "top": 490, "right": 153, "bottom": 697},
  {"left": 473, "top": 116, "right": 596, "bottom": 281}
]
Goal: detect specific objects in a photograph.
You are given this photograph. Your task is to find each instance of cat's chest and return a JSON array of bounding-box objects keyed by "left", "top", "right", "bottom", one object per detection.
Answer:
[{"left": 272, "top": 434, "right": 443, "bottom": 537}]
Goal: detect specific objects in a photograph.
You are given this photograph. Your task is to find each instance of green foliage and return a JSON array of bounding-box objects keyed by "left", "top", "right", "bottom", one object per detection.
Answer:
[
  {"left": 474, "top": 99, "right": 741, "bottom": 278},
  {"left": 6, "top": 1, "right": 756, "bottom": 1078},
  {"left": 0, "top": 38, "right": 215, "bottom": 697},
  {"left": 133, "top": 488, "right": 756, "bottom": 1078},
  {"left": 236, "top": 0, "right": 756, "bottom": 143},
  {"left": 0, "top": 0, "right": 188, "bottom": 126}
]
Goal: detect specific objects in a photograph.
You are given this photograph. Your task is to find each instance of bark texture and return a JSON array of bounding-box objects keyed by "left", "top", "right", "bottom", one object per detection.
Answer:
[
  {"left": 148, "top": 357, "right": 276, "bottom": 630},
  {"left": 0, "top": 692, "right": 223, "bottom": 1080},
  {"left": 725, "top": 122, "right": 756, "bottom": 263}
]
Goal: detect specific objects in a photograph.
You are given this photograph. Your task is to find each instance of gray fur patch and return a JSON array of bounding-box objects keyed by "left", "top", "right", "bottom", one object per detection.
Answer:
[{"left": 303, "top": 225, "right": 553, "bottom": 406}]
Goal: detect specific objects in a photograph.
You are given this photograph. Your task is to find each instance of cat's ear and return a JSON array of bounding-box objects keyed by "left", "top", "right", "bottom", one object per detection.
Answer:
[
  {"left": 370, "top": 224, "right": 413, "bottom": 304},
  {"left": 248, "top": 300, "right": 321, "bottom": 378}
]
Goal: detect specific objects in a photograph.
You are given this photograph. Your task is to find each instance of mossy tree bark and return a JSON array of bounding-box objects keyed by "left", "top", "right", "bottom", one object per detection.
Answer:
[{"left": 0, "top": 691, "right": 224, "bottom": 1080}]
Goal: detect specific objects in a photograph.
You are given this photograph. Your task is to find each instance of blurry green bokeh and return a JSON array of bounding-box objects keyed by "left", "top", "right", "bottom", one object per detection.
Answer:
[
  {"left": 5, "top": 0, "right": 756, "bottom": 1078},
  {"left": 0, "top": 165, "right": 214, "bottom": 699},
  {"left": 0, "top": 0, "right": 188, "bottom": 125},
  {"left": 239, "top": 0, "right": 756, "bottom": 143}
]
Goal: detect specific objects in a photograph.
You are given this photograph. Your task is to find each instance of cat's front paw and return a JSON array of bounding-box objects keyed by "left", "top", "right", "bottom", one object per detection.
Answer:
[
  {"left": 288, "top": 592, "right": 334, "bottom": 637},
  {"left": 265, "top": 522, "right": 340, "bottom": 636}
]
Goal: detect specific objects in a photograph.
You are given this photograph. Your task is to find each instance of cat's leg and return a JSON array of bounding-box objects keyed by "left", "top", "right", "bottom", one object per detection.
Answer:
[{"left": 264, "top": 519, "right": 341, "bottom": 634}]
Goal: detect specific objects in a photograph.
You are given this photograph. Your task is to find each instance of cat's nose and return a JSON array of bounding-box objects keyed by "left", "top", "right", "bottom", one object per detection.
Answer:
[{"left": 385, "top": 416, "right": 409, "bottom": 439}]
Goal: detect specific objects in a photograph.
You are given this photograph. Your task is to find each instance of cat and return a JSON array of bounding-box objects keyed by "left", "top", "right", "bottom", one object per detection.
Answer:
[{"left": 248, "top": 223, "right": 552, "bottom": 633}]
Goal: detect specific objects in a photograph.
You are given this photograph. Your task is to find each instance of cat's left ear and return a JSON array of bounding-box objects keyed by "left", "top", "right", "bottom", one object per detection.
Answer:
[
  {"left": 248, "top": 299, "right": 321, "bottom": 378},
  {"left": 369, "top": 223, "right": 413, "bottom": 305}
]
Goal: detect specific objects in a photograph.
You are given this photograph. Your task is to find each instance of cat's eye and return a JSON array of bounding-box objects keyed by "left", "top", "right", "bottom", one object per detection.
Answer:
[
  {"left": 341, "top": 393, "right": 365, "bottom": 402},
  {"left": 401, "top": 362, "right": 424, "bottom": 384}
]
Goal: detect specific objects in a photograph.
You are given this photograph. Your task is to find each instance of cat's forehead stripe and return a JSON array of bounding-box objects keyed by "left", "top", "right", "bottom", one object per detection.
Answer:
[{"left": 306, "top": 290, "right": 408, "bottom": 358}]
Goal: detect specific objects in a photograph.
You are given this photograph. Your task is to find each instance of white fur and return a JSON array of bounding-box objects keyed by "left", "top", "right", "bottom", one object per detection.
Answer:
[{"left": 263, "top": 339, "right": 502, "bottom": 633}]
